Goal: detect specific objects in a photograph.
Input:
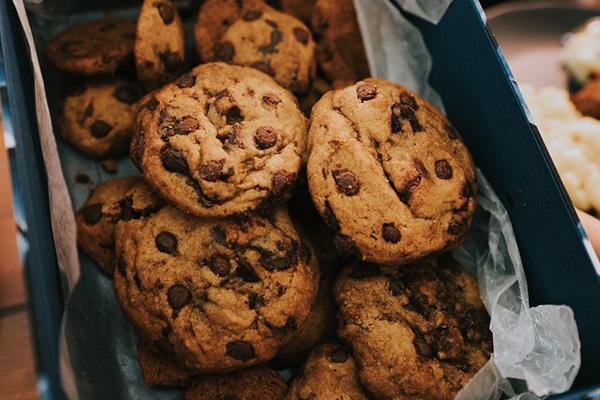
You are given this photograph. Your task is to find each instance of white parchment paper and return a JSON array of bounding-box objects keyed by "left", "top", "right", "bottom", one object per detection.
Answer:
[{"left": 12, "top": 0, "right": 581, "bottom": 398}]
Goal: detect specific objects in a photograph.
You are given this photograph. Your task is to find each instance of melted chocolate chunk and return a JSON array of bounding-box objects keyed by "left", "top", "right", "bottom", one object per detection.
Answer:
[
  {"left": 357, "top": 83, "right": 378, "bottom": 102},
  {"left": 167, "top": 284, "right": 191, "bottom": 309},
  {"left": 199, "top": 160, "right": 225, "bottom": 182},
  {"left": 243, "top": 10, "right": 263, "bottom": 21},
  {"left": 215, "top": 41, "right": 235, "bottom": 61},
  {"left": 90, "top": 120, "right": 112, "bottom": 138},
  {"left": 328, "top": 346, "right": 350, "bottom": 363},
  {"left": 160, "top": 144, "right": 189, "bottom": 175},
  {"left": 208, "top": 254, "right": 231, "bottom": 276},
  {"left": 293, "top": 27, "right": 310, "bottom": 44},
  {"left": 254, "top": 126, "right": 278, "bottom": 149},
  {"left": 176, "top": 74, "right": 196, "bottom": 88},
  {"left": 332, "top": 170, "right": 360, "bottom": 196},
  {"left": 156, "top": 1, "right": 175, "bottom": 24},
  {"left": 382, "top": 223, "right": 401, "bottom": 243},
  {"left": 155, "top": 231, "right": 178, "bottom": 254},
  {"left": 235, "top": 258, "right": 261, "bottom": 282},
  {"left": 259, "top": 30, "right": 283, "bottom": 53},
  {"left": 226, "top": 341, "right": 255, "bottom": 361},
  {"left": 226, "top": 106, "right": 244, "bottom": 125},
  {"left": 435, "top": 160, "right": 453, "bottom": 180},
  {"left": 113, "top": 84, "right": 140, "bottom": 104},
  {"left": 271, "top": 171, "right": 296, "bottom": 197}
]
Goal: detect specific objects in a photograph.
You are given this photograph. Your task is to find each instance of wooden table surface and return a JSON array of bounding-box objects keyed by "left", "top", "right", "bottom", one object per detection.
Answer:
[{"left": 0, "top": 115, "right": 38, "bottom": 399}]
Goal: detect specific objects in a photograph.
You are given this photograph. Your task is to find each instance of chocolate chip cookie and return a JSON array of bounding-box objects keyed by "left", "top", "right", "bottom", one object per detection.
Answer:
[
  {"left": 185, "top": 366, "right": 287, "bottom": 400},
  {"left": 311, "top": 0, "right": 370, "bottom": 88},
  {"left": 76, "top": 177, "right": 164, "bottom": 275},
  {"left": 334, "top": 257, "right": 492, "bottom": 400},
  {"left": 132, "top": 62, "right": 308, "bottom": 217},
  {"left": 196, "top": 1, "right": 316, "bottom": 93},
  {"left": 307, "top": 78, "right": 477, "bottom": 265},
  {"left": 60, "top": 79, "right": 142, "bottom": 159},
  {"left": 114, "top": 206, "right": 319, "bottom": 372},
  {"left": 137, "top": 340, "right": 195, "bottom": 387},
  {"left": 46, "top": 19, "right": 136, "bottom": 76},
  {"left": 285, "top": 343, "right": 370, "bottom": 400},
  {"left": 135, "top": 0, "right": 185, "bottom": 89}
]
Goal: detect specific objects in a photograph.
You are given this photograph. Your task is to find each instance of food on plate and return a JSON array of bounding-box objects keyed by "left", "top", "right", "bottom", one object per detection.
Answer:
[{"left": 561, "top": 17, "right": 600, "bottom": 85}]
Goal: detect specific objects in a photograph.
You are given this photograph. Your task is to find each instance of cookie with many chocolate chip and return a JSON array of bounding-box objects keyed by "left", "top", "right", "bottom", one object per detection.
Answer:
[
  {"left": 185, "top": 365, "right": 287, "bottom": 400},
  {"left": 46, "top": 19, "right": 136, "bottom": 76},
  {"left": 132, "top": 62, "right": 308, "bottom": 217},
  {"left": 285, "top": 343, "right": 370, "bottom": 400},
  {"left": 60, "top": 79, "right": 142, "bottom": 159},
  {"left": 137, "top": 340, "right": 195, "bottom": 387},
  {"left": 307, "top": 78, "right": 477, "bottom": 265},
  {"left": 196, "top": 0, "right": 316, "bottom": 93},
  {"left": 114, "top": 205, "right": 318, "bottom": 372},
  {"left": 135, "top": 0, "right": 185, "bottom": 90},
  {"left": 311, "top": 0, "right": 370, "bottom": 88},
  {"left": 76, "top": 177, "right": 164, "bottom": 275},
  {"left": 334, "top": 257, "right": 492, "bottom": 400}
]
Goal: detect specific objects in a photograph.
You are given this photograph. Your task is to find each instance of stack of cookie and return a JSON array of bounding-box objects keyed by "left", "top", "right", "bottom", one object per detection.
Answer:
[{"left": 48, "top": 0, "right": 493, "bottom": 399}]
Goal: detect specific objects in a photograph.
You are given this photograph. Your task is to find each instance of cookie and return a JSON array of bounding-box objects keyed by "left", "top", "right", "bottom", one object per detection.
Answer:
[
  {"left": 76, "top": 177, "right": 164, "bottom": 275},
  {"left": 132, "top": 62, "right": 308, "bottom": 217},
  {"left": 46, "top": 19, "right": 135, "bottom": 76},
  {"left": 137, "top": 340, "right": 195, "bottom": 387},
  {"left": 60, "top": 79, "right": 142, "bottom": 159},
  {"left": 135, "top": 0, "right": 185, "bottom": 89},
  {"left": 571, "top": 77, "right": 600, "bottom": 119},
  {"left": 185, "top": 366, "right": 287, "bottom": 400},
  {"left": 307, "top": 78, "right": 477, "bottom": 265},
  {"left": 334, "top": 257, "right": 492, "bottom": 400},
  {"left": 114, "top": 205, "right": 319, "bottom": 372},
  {"left": 267, "top": 0, "right": 315, "bottom": 24},
  {"left": 311, "top": 0, "right": 370, "bottom": 88},
  {"left": 285, "top": 343, "right": 369, "bottom": 400}
]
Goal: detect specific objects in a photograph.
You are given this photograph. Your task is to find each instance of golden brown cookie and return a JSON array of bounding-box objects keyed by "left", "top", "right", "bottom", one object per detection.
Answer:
[
  {"left": 46, "top": 19, "right": 135, "bottom": 76},
  {"left": 285, "top": 343, "right": 370, "bottom": 400},
  {"left": 334, "top": 257, "right": 492, "bottom": 400},
  {"left": 311, "top": 0, "right": 370, "bottom": 88},
  {"left": 307, "top": 78, "right": 477, "bottom": 265},
  {"left": 571, "top": 76, "right": 600, "bottom": 119},
  {"left": 60, "top": 79, "right": 142, "bottom": 159},
  {"left": 135, "top": 0, "right": 185, "bottom": 89},
  {"left": 185, "top": 366, "right": 287, "bottom": 400},
  {"left": 137, "top": 340, "right": 195, "bottom": 387},
  {"left": 76, "top": 177, "right": 163, "bottom": 275},
  {"left": 132, "top": 62, "right": 308, "bottom": 217},
  {"left": 114, "top": 204, "right": 319, "bottom": 373}
]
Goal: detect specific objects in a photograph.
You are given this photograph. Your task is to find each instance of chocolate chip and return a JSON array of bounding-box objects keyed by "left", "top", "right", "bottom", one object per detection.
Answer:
[
  {"left": 265, "top": 19, "right": 278, "bottom": 28},
  {"left": 81, "top": 203, "right": 103, "bottom": 225},
  {"left": 332, "top": 169, "right": 360, "bottom": 196},
  {"left": 272, "top": 171, "right": 296, "bottom": 196},
  {"left": 400, "top": 92, "right": 418, "bottom": 110},
  {"left": 176, "top": 116, "right": 200, "bottom": 134},
  {"left": 448, "top": 221, "right": 466, "bottom": 236},
  {"left": 388, "top": 277, "right": 405, "bottom": 296},
  {"left": 248, "top": 293, "right": 264, "bottom": 309},
  {"left": 113, "top": 84, "right": 140, "bottom": 104},
  {"left": 160, "top": 145, "right": 189, "bottom": 175},
  {"left": 243, "top": 10, "right": 262, "bottom": 21},
  {"left": 446, "top": 123, "right": 459, "bottom": 140},
  {"left": 117, "top": 256, "right": 126, "bottom": 275},
  {"left": 156, "top": 1, "right": 175, "bottom": 24},
  {"left": 328, "top": 346, "right": 349, "bottom": 363},
  {"left": 90, "top": 120, "right": 112, "bottom": 138},
  {"left": 414, "top": 334, "right": 433, "bottom": 358},
  {"left": 155, "top": 231, "right": 178, "bottom": 254},
  {"left": 259, "top": 30, "right": 283, "bottom": 53},
  {"left": 357, "top": 83, "right": 377, "bottom": 102},
  {"left": 144, "top": 97, "right": 160, "bottom": 111},
  {"left": 334, "top": 234, "right": 358, "bottom": 258},
  {"left": 167, "top": 284, "right": 191, "bottom": 309},
  {"left": 215, "top": 41, "right": 235, "bottom": 61},
  {"left": 200, "top": 160, "right": 225, "bottom": 182},
  {"left": 391, "top": 108, "right": 402, "bottom": 133},
  {"left": 398, "top": 176, "right": 421, "bottom": 204},
  {"left": 226, "top": 106, "right": 243, "bottom": 125},
  {"left": 176, "top": 74, "right": 196, "bottom": 88},
  {"left": 414, "top": 159, "right": 429, "bottom": 179},
  {"left": 159, "top": 51, "right": 182, "bottom": 73},
  {"left": 75, "top": 173, "right": 90, "bottom": 184},
  {"left": 392, "top": 103, "right": 422, "bottom": 132},
  {"left": 255, "top": 242, "right": 299, "bottom": 271},
  {"left": 435, "top": 160, "right": 453, "bottom": 180},
  {"left": 251, "top": 61, "right": 275, "bottom": 77},
  {"left": 293, "top": 27, "right": 310, "bottom": 44},
  {"left": 254, "top": 126, "right": 278, "bottom": 149},
  {"left": 382, "top": 223, "right": 401, "bottom": 243},
  {"left": 261, "top": 94, "right": 281, "bottom": 108},
  {"left": 235, "top": 258, "right": 261, "bottom": 282},
  {"left": 209, "top": 254, "right": 231, "bottom": 276},
  {"left": 78, "top": 103, "right": 94, "bottom": 126},
  {"left": 211, "top": 226, "right": 227, "bottom": 245},
  {"left": 349, "top": 262, "right": 381, "bottom": 279},
  {"left": 226, "top": 341, "right": 255, "bottom": 361}
]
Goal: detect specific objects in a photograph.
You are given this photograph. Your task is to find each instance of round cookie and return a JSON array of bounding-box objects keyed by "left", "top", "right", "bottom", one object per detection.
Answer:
[
  {"left": 285, "top": 343, "right": 370, "bottom": 400},
  {"left": 137, "top": 340, "right": 195, "bottom": 387},
  {"left": 60, "top": 79, "right": 142, "bottom": 159},
  {"left": 185, "top": 366, "right": 287, "bottom": 400},
  {"left": 46, "top": 19, "right": 136, "bottom": 76},
  {"left": 334, "top": 257, "right": 492, "bottom": 400},
  {"left": 76, "top": 177, "right": 164, "bottom": 275},
  {"left": 114, "top": 205, "right": 319, "bottom": 372},
  {"left": 311, "top": 0, "right": 370, "bottom": 88},
  {"left": 132, "top": 62, "right": 308, "bottom": 217},
  {"left": 135, "top": 0, "right": 185, "bottom": 89},
  {"left": 307, "top": 78, "right": 477, "bottom": 265}
]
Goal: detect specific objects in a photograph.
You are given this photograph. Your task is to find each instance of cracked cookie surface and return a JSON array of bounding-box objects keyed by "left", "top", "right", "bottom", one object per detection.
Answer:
[
  {"left": 285, "top": 342, "right": 370, "bottom": 400},
  {"left": 307, "top": 78, "right": 477, "bottom": 265},
  {"left": 334, "top": 257, "right": 492, "bottom": 400},
  {"left": 60, "top": 79, "right": 142, "bottom": 159},
  {"left": 76, "top": 177, "right": 164, "bottom": 275},
  {"left": 114, "top": 204, "right": 318, "bottom": 372},
  {"left": 135, "top": 0, "right": 185, "bottom": 89},
  {"left": 46, "top": 19, "right": 136, "bottom": 76},
  {"left": 132, "top": 62, "right": 308, "bottom": 217}
]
